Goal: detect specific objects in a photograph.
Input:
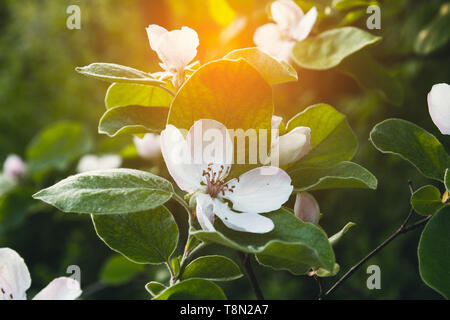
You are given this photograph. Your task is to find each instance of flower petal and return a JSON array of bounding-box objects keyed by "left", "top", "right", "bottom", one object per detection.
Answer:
[
  {"left": 213, "top": 198, "right": 274, "bottom": 233},
  {"left": 292, "top": 7, "right": 317, "bottom": 41},
  {"left": 146, "top": 24, "right": 168, "bottom": 51},
  {"left": 253, "top": 23, "right": 294, "bottom": 61},
  {"left": 275, "top": 126, "right": 311, "bottom": 165},
  {"left": 271, "top": 0, "right": 304, "bottom": 31},
  {"left": 222, "top": 166, "right": 293, "bottom": 213},
  {"left": 133, "top": 133, "right": 161, "bottom": 160},
  {"left": 428, "top": 83, "right": 450, "bottom": 135},
  {"left": 0, "top": 248, "right": 31, "bottom": 300},
  {"left": 294, "top": 192, "right": 320, "bottom": 224},
  {"left": 160, "top": 124, "right": 203, "bottom": 193},
  {"left": 156, "top": 27, "right": 199, "bottom": 72},
  {"left": 195, "top": 193, "right": 216, "bottom": 232},
  {"left": 33, "top": 277, "right": 81, "bottom": 300}
]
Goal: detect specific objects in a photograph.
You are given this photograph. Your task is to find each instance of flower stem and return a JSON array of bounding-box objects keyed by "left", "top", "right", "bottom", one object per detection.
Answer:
[
  {"left": 322, "top": 181, "right": 431, "bottom": 298},
  {"left": 237, "top": 251, "right": 265, "bottom": 300}
]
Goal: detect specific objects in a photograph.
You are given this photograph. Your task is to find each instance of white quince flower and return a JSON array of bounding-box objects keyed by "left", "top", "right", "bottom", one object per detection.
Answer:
[
  {"left": 76, "top": 154, "right": 122, "bottom": 173},
  {"left": 133, "top": 133, "right": 161, "bottom": 160},
  {"left": 146, "top": 25, "right": 199, "bottom": 89},
  {"left": 0, "top": 248, "right": 81, "bottom": 300},
  {"left": 428, "top": 83, "right": 450, "bottom": 135},
  {"left": 294, "top": 192, "right": 320, "bottom": 225},
  {"left": 2, "top": 154, "right": 26, "bottom": 182},
  {"left": 271, "top": 115, "right": 311, "bottom": 166},
  {"left": 160, "top": 119, "right": 294, "bottom": 233},
  {"left": 254, "top": 0, "right": 317, "bottom": 61}
]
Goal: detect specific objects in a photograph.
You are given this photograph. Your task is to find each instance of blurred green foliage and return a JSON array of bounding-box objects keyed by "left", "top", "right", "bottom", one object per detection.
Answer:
[{"left": 0, "top": 0, "right": 448, "bottom": 299}]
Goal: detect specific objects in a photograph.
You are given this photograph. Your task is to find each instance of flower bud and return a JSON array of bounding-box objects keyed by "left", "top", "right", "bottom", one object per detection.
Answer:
[
  {"left": 294, "top": 192, "right": 320, "bottom": 225},
  {"left": 3, "top": 154, "right": 26, "bottom": 181}
]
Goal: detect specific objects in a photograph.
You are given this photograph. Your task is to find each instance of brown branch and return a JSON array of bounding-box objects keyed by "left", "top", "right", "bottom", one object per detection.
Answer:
[{"left": 237, "top": 252, "right": 265, "bottom": 300}]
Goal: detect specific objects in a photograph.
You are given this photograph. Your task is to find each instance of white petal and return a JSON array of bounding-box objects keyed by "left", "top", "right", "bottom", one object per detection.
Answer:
[
  {"left": 146, "top": 24, "right": 168, "bottom": 51},
  {"left": 213, "top": 198, "right": 274, "bottom": 233},
  {"left": 253, "top": 23, "right": 294, "bottom": 61},
  {"left": 33, "top": 277, "right": 81, "bottom": 300},
  {"left": 133, "top": 133, "right": 161, "bottom": 160},
  {"left": 292, "top": 7, "right": 317, "bottom": 41},
  {"left": 76, "top": 155, "right": 122, "bottom": 173},
  {"left": 186, "top": 119, "right": 233, "bottom": 172},
  {"left": 195, "top": 193, "right": 216, "bottom": 232},
  {"left": 0, "top": 248, "right": 31, "bottom": 300},
  {"left": 428, "top": 83, "right": 450, "bottom": 135},
  {"left": 271, "top": 0, "right": 304, "bottom": 31},
  {"left": 160, "top": 125, "right": 204, "bottom": 192},
  {"left": 294, "top": 192, "right": 320, "bottom": 224},
  {"left": 222, "top": 166, "right": 293, "bottom": 213},
  {"left": 275, "top": 126, "right": 311, "bottom": 165},
  {"left": 3, "top": 154, "right": 26, "bottom": 181},
  {"left": 156, "top": 27, "right": 199, "bottom": 72}
]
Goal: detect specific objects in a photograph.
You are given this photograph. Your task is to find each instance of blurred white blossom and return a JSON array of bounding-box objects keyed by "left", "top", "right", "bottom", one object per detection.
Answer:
[
  {"left": 2, "top": 154, "right": 26, "bottom": 181},
  {"left": 428, "top": 83, "right": 450, "bottom": 135},
  {"left": 76, "top": 154, "right": 122, "bottom": 173},
  {"left": 133, "top": 133, "right": 161, "bottom": 160}
]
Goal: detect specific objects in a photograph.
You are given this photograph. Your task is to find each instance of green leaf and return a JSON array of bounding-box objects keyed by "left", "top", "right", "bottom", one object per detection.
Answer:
[
  {"left": 333, "top": 0, "right": 379, "bottom": 11},
  {"left": 0, "top": 175, "right": 14, "bottom": 197},
  {"left": 445, "top": 169, "right": 450, "bottom": 192},
  {"left": 411, "top": 185, "right": 446, "bottom": 216},
  {"left": 26, "top": 122, "right": 93, "bottom": 176},
  {"left": 223, "top": 47, "right": 298, "bottom": 85},
  {"left": 98, "top": 105, "right": 168, "bottom": 137},
  {"left": 370, "top": 119, "right": 450, "bottom": 182},
  {"left": 292, "top": 27, "right": 381, "bottom": 70},
  {"left": 316, "top": 263, "right": 340, "bottom": 277},
  {"left": 289, "top": 162, "right": 377, "bottom": 191},
  {"left": 414, "top": 3, "right": 450, "bottom": 55},
  {"left": 93, "top": 206, "right": 179, "bottom": 264},
  {"left": 75, "top": 63, "right": 165, "bottom": 85},
  {"left": 145, "top": 281, "right": 166, "bottom": 297},
  {"left": 105, "top": 83, "right": 173, "bottom": 109},
  {"left": 286, "top": 104, "right": 358, "bottom": 168},
  {"left": 100, "top": 255, "right": 145, "bottom": 285},
  {"left": 329, "top": 222, "right": 356, "bottom": 246},
  {"left": 168, "top": 59, "right": 272, "bottom": 131},
  {"left": 338, "top": 52, "right": 404, "bottom": 106},
  {"left": 0, "top": 188, "right": 33, "bottom": 232},
  {"left": 418, "top": 206, "right": 450, "bottom": 299},
  {"left": 33, "top": 169, "right": 173, "bottom": 214},
  {"left": 191, "top": 208, "right": 335, "bottom": 275},
  {"left": 182, "top": 255, "right": 243, "bottom": 281},
  {"left": 152, "top": 279, "right": 227, "bottom": 300}
]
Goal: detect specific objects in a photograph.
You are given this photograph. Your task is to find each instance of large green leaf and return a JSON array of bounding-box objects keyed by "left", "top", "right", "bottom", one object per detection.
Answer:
[
  {"left": 223, "top": 47, "right": 298, "bottom": 85},
  {"left": 153, "top": 279, "right": 227, "bottom": 300},
  {"left": 411, "top": 185, "right": 446, "bottom": 216},
  {"left": 289, "top": 161, "right": 377, "bottom": 191},
  {"left": 26, "top": 122, "right": 93, "bottom": 175},
  {"left": 93, "top": 206, "right": 179, "bottom": 264},
  {"left": 98, "top": 105, "right": 168, "bottom": 137},
  {"left": 286, "top": 104, "right": 358, "bottom": 168},
  {"left": 370, "top": 119, "right": 450, "bottom": 181},
  {"left": 105, "top": 83, "right": 173, "bottom": 109},
  {"left": 338, "top": 52, "right": 404, "bottom": 106},
  {"left": 292, "top": 27, "right": 381, "bottom": 70},
  {"left": 76, "top": 63, "right": 165, "bottom": 85},
  {"left": 33, "top": 169, "right": 173, "bottom": 214},
  {"left": 418, "top": 206, "right": 450, "bottom": 299},
  {"left": 168, "top": 59, "right": 273, "bottom": 131},
  {"left": 414, "top": 2, "right": 450, "bottom": 55},
  {"left": 191, "top": 208, "right": 335, "bottom": 275},
  {"left": 182, "top": 255, "right": 243, "bottom": 281},
  {"left": 100, "top": 255, "right": 145, "bottom": 285}
]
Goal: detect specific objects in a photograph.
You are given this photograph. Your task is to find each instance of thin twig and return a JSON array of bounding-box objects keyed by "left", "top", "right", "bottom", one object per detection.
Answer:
[
  {"left": 237, "top": 252, "right": 265, "bottom": 300},
  {"left": 314, "top": 275, "right": 324, "bottom": 300},
  {"left": 323, "top": 181, "right": 430, "bottom": 298}
]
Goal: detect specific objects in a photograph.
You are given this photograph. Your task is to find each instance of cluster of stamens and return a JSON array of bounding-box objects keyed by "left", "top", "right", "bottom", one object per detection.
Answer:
[{"left": 202, "top": 163, "right": 236, "bottom": 198}]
